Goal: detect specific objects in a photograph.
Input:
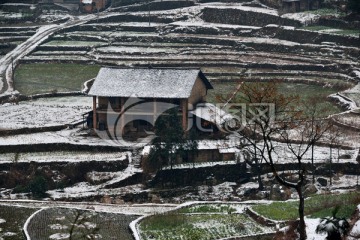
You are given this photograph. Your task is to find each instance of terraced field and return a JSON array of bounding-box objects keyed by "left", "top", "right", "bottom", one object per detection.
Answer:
[
  {"left": 10, "top": 2, "right": 357, "bottom": 110},
  {"left": 25, "top": 207, "right": 139, "bottom": 240},
  {"left": 0, "top": 205, "right": 39, "bottom": 240},
  {"left": 0, "top": 26, "right": 39, "bottom": 56},
  {"left": 139, "top": 203, "right": 275, "bottom": 240},
  {"left": 1, "top": 0, "right": 357, "bottom": 145}
]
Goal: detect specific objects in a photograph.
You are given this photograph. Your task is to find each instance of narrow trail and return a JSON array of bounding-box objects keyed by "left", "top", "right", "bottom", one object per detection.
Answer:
[
  {"left": 0, "top": 200, "right": 178, "bottom": 215},
  {"left": 0, "top": 14, "right": 105, "bottom": 96}
]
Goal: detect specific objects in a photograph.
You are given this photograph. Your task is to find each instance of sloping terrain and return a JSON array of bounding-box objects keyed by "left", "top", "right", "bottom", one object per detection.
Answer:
[{"left": 21, "top": 2, "right": 359, "bottom": 88}]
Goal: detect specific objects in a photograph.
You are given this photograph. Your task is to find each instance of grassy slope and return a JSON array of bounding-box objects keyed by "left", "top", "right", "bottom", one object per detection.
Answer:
[
  {"left": 14, "top": 63, "right": 101, "bottom": 95},
  {"left": 207, "top": 81, "right": 342, "bottom": 116},
  {"left": 140, "top": 204, "right": 272, "bottom": 240},
  {"left": 252, "top": 191, "right": 360, "bottom": 221},
  {"left": 0, "top": 205, "right": 39, "bottom": 240},
  {"left": 139, "top": 192, "right": 360, "bottom": 239}
]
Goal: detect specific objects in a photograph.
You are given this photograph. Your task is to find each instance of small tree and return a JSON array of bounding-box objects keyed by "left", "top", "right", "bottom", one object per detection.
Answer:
[
  {"left": 237, "top": 82, "right": 333, "bottom": 240},
  {"left": 29, "top": 175, "right": 48, "bottom": 199},
  {"left": 67, "top": 209, "right": 100, "bottom": 240},
  {"left": 148, "top": 108, "right": 185, "bottom": 170}
]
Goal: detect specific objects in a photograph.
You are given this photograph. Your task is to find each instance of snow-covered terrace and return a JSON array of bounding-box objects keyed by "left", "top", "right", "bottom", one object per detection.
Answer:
[
  {"left": 0, "top": 96, "right": 91, "bottom": 130},
  {"left": 187, "top": 2, "right": 279, "bottom": 16},
  {"left": 170, "top": 21, "right": 261, "bottom": 30}
]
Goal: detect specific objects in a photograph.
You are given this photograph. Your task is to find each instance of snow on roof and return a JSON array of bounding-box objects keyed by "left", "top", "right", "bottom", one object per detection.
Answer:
[
  {"left": 81, "top": 0, "right": 93, "bottom": 4},
  {"left": 88, "top": 68, "right": 213, "bottom": 98},
  {"left": 190, "top": 102, "right": 235, "bottom": 126}
]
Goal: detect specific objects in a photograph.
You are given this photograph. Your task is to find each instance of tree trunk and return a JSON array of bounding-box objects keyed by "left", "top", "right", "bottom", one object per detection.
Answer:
[
  {"left": 257, "top": 162, "right": 263, "bottom": 190},
  {"left": 297, "top": 186, "right": 307, "bottom": 240}
]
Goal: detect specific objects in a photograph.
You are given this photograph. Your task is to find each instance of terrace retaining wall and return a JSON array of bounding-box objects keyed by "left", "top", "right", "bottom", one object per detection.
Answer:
[
  {"left": 252, "top": 25, "right": 360, "bottom": 47},
  {"left": 0, "top": 157, "right": 129, "bottom": 189},
  {"left": 150, "top": 161, "right": 360, "bottom": 188},
  {"left": 202, "top": 7, "right": 301, "bottom": 27}
]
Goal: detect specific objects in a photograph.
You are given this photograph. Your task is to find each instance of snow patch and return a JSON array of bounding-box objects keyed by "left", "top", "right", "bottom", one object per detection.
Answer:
[
  {"left": 49, "top": 224, "right": 68, "bottom": 230},
  {"left": 281, "top": 12, "right": 320, "bottom": 24},
  {"left": 49, "top": 233, "right": 70, "bottom": 239},
  {"left": 349, "top": 220, "right": 360, "bottom": 239},
  {"left": 305, "top": 218, "right": 327, "bottom": 240},
  {"left": 203, "top": 3, "right": 278, "bottom": 16}
]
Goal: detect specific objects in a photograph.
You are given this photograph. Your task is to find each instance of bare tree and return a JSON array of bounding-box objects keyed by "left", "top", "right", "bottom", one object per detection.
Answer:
[{"left": 236, "top": 82, "right": 333, "bottom": 240}]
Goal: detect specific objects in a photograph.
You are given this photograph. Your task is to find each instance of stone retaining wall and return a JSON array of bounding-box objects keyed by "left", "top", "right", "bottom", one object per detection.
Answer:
[
  {"left": 254, "top": 25, "right": 360, "bottom": 47},
  {"left": 124, "top": 0, "right": 195, "bottom": 12},
  {"left": 202, "top": 7, "right": 301, "bottom": 27},
  {"left": 0, "top": 157, "right": 129, "bottom": 189},
  {"left": 150, "top": 163, "right": 251, "bottom": 187},
  {"left": 150, "top": 161, "right": 360, "bottom": 187},
  {"left": 318, "top": 17, "right": 360, "bottom": 30},
  {"left": 0, "top": 143, "right": 125, "bottom": 153},
  {"left": 87, "top": 13, "right": 174, "bottom": 24}
]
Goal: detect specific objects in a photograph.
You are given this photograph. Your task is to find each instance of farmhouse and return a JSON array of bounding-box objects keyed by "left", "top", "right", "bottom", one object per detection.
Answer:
[
  {"left": 79, "top": 0, "right": 109, "bottom": 13},
  {"left": 88, "top": 67, "right": 214, "bottom": 135}
]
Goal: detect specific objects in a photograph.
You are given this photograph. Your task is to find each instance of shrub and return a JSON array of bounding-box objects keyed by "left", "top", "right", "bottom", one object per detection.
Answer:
[{"left": 28, "top": 176, "right": 48, "bottom": 198}]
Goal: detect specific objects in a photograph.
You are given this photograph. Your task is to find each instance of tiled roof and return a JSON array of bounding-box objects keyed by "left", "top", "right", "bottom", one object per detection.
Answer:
[{"left": 88, "top": 67, "right": 213, "bottom": 98}]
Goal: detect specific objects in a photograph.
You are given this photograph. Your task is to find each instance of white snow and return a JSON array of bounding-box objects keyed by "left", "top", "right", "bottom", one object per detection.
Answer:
[
  {"left": 81, "top": 0, "right": 93, "bottom": 4},
  {"left": 0, "top": 151, "right": 128, "bottom": 164},
  {"left": 171, "top": 21, "right": 261, "bottom": 30},
  {"left": 49, "top": 224, "right": 69, "bottom": 230},
  {"left": 0, "top": 218, "right": 6, "bottom": 224},
  {"left": 328, "top": 93, "right": 358, "bottom": 110},
  {"left": 60, "top": 182, "right": 98, "bottom": 195},
  {"left": 0, "top": 96, "right": 91, "bottom": 130},
  {"left": 23, "top": 208, "right": 47, "bottom": 240},
  {"left": 353, "top": 70, "right": 360, "bottom": 80},
  {"left": 49, "top": 233, "right": 70, "bottom": 239},
  {"left": 46, "top": 152, "right": 142, "bottom": 200},
  {"left": 281, "top": 12, "right": 320, "bottom": 24},
  {"left": 305, "top": 218, "right": 326, "bottom": 240},
  {"left": 202, "top": 3, "right": 278, "bottom": 16},
  {"left": 348, "top": 204, "right": 360, "bottom": 240},
  {"left": 190, "top": 102, "right": 237, "bottom": 127},
  {"left": 348, "top": 221, "right": 360, "bottom": 239},
  {"left": 96, "top": 46, "right": 177, "bottom": 54}
]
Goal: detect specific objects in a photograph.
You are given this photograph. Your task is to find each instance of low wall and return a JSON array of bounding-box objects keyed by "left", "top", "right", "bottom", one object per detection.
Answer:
[
  {"left": 150, "top": 161, "right": 360, "bottom": 188},
  {"left": 87, "top": 13, "right": 174, "bottom": 24},
  {"left": 150, "top": 163, "right": 251, "bottom": 187},
  {"left": 202, "top": 7, "right": 301, "bottom": 27},
  {"left": 0, "top": 143, "right": 126, "bottom": 153},
  {"left": 124, "top": 0, "right": 195, "bottom": 12},
  {"left": 254, "top": 25, "right": 360, "bottom": 48},
  {"left": 0, "top": 157, "right": 129, "bottom": 189},
  {"left": 318, "top": 17, "right": 360, "bottom": 30}
]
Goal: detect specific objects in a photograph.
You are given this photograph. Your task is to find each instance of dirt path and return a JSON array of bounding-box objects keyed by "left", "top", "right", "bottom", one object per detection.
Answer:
[
  {"left": 0, "top": 200, "right": 178, "bottom": 215},
  {"left": 0, "top": 14, "right": 105, "bottom": 96}
]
